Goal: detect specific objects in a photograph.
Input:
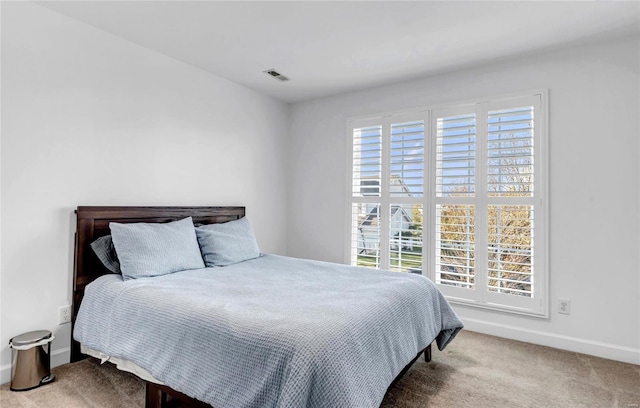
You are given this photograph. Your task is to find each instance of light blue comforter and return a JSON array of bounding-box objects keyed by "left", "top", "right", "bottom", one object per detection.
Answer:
[{"left": 74, "top": 254, "right": 463, "bottom": 408}]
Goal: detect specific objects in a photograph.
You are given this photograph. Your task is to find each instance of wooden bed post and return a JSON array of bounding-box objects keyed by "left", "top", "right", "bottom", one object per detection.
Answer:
[
  {"left": 424, "top": 343, "right": 432, "bottom": 362},
  {"left": 145, "top": 382, "right": 166, "bottom": 408},
  {"left": 145, "top": 382, "right": 211, "bottom": 408}
]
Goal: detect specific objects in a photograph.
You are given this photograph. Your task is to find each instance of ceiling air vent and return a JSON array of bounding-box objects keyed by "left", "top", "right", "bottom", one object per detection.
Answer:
[{"left": 263, "top": 69, "right": 289, "bottom": 82}]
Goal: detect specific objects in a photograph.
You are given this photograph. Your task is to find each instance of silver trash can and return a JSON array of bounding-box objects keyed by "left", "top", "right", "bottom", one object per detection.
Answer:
[{"left": 9, "top": 330, "right": 56, "bottom": 391}]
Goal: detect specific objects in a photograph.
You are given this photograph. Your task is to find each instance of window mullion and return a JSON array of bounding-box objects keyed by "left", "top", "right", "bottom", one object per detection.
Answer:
[
  {"left": 475, "top": 102, "right": 489, "bottom": 303},
  {"left": 533, "top": 92, "right": 547, "bottom": 307},
  {"left": 428, "top": 110, "right": 440, "bottom": 284},
  {"left": 423, "top": 111, "right": 432, "bottom": 278},
  {"left": 379, "top": 118, "right": 392, "bottom": 270}
]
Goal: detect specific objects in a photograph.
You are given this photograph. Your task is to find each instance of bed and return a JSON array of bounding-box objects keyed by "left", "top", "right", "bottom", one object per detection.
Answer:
[{"left": 71, "top": 206, "right": 463, "bottom": 408}]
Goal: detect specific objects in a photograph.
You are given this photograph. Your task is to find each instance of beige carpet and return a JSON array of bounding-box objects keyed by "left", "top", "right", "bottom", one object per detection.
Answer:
[{"left": 1, "top": 331, "right": 638, "bottom": 408}]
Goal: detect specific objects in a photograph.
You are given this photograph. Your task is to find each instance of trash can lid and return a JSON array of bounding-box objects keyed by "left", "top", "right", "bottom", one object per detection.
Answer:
[{"left": 10, "top": 330, "right": 52, "bottom": 346}]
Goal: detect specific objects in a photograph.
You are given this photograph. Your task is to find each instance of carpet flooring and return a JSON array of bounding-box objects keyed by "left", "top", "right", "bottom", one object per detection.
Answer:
[{"left": 1, "top": 331, "right": 638, "bottom": 407}]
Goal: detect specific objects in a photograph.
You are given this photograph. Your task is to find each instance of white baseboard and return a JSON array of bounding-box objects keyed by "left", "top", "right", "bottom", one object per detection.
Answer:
[
  {"left": 1, "top": 364, "right": 11, "bottom": 385},
  {"left": 51, "top": 346, "right": 70, "bottom": 370},
  {"left": 463, "top": 317, "right": 640, "bottom": 365},
  {"left": 0, "top": 347, "right": 70, "bottom": 385}
]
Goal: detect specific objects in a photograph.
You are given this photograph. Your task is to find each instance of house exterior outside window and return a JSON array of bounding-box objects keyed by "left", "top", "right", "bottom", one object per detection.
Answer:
[{"left": 347, "top": 91, "right": 548, "bottom": 317}]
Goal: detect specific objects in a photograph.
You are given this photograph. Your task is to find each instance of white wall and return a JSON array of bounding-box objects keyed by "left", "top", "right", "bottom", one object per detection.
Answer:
[
  {"left": 0, "top": 2, "right": 290, "bottom": 383},
  {"left": 288, "top": 35, "right": 640, "bottom": 364}
]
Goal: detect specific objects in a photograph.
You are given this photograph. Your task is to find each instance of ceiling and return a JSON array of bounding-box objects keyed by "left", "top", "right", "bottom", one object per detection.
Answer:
[{"left": 37, "top": 1, "right": 640, "bottom": 103}]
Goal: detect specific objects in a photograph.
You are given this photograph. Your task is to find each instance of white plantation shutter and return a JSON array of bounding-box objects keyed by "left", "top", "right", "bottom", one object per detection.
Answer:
[
  {"left": 390, "top": 204, "right": 423, "bottom": 273},
  {"left": 435, "top": 204, "right": 475, "bottom": 289},
  {"left": 483, "top": 95, "right": 543, "bottom": 313},
  {"left": 485, "top": 104, "right": 536, "bottom": 298},
  {"left": 487, "top": 106, "right": 534, "bottom": 197},
  {"left": 487, "top": 205, "right": 534, "bottom": 296},
  {"left": 387, "top": 121, "right": 425, "bottom": 273},
  {"left": 436, "top": 114, "right": 476, "bottom": 197},
  {"left": 433, "top": 108, "right": 478, "bottom": 297},
  {"left": 351, "top": 202, "right": 381, "bottom": 268},
  {"left": 352, "top": 125, "right": 382, "bottom": 197},
  {"left": 348, "top": 91, "right": 547, "bottom": 317},
  {"left": 390, "top": 121, "right": 424, "bottom": 197},
  {"left": 350, "top": 123, "right": 383, "bottom": 267},
  {"left": 349, "top": 115, "right": 425, "bottom": 271}
]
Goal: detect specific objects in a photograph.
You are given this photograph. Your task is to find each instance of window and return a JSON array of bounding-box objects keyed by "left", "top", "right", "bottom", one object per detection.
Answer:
[{"left": 347, "top": 92, "right": 548, "bottom": 316}]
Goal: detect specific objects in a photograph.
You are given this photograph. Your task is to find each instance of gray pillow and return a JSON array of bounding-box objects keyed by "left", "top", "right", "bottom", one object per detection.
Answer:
[
  {"left": 90, "top": 235, "right": 121, "bottom": 274},
  {"left": 195, "top": 217, "right": 261, "bottom": 267},
  {"left": 110, "top": 217, "right": 205, "bottom": 280}
]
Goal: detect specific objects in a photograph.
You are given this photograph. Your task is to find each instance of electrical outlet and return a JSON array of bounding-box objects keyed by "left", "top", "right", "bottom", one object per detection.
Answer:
[
  {"left": 558, "top": 299, "right": 571, "bottom": 315},
  {"left": 59, "top": 305, "right": 71, "bottom": 324}
]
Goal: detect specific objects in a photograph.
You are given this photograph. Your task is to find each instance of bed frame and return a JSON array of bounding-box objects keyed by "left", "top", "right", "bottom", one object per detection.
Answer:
[{"left": 71, "top": 206, "right": 430, "bottom": 408}]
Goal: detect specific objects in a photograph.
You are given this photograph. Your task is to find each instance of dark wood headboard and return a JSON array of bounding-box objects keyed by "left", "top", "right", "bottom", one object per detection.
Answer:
[{"left": 71, "top": 206, "right": 245, "bottom": 362}]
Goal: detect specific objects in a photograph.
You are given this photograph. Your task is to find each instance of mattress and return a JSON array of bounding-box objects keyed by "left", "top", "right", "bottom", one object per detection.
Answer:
[{"left": 81, "top": 344, "right": 161, "bottom": 384}]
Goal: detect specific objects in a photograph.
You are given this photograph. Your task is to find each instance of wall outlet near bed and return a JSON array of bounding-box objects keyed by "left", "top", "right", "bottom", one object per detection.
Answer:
[
  {"left": 558, "top": 299, "right": 571, "bottom": 315},
  {"left": 59, "top": 305, "right": 71, "bottom": 324}
]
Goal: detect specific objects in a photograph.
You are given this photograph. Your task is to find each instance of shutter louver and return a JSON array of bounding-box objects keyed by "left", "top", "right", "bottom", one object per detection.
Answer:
[
  {"left": 390, "top": 204, "right": 423, "bottom": 273},
  {"left": 487, "top": 106, "right": 534, "bottom": 197},
  {"left": 352, "top": 203, "right": 381, "bottom": 268},
  {"left": 487, "top": 205, "right": 534, "bottom": 297},
  {"left": 352, "top": 126, "right": 382, "bottom": 197},
  {"left": 390, "top": 121, "right": 424, "bottom": 197},
  {"left": 436, "top": 114, "right": 476, "bottom": 197},
  {"left": 436, "top": 204, "right": 475, "bottom": 289}
]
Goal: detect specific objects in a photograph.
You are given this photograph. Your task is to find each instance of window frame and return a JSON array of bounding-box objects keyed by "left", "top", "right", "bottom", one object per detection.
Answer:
[{"left": 345, "top": 90, "right": 549, "bottom": 318}]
